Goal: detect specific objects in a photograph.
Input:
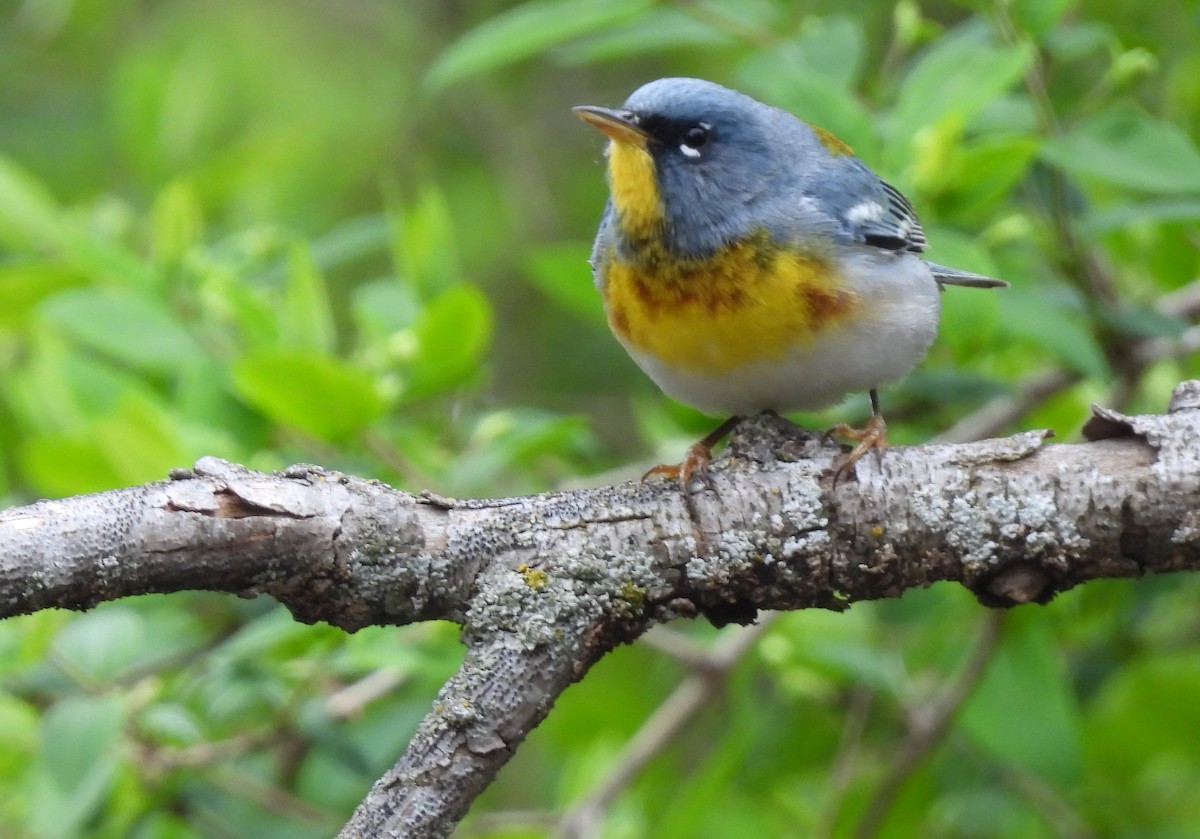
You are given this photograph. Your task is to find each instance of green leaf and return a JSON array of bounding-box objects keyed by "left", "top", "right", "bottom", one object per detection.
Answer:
[
  {"left": 424, "top": 0, "right": 654, "bottom": 91},
  {"left": 450, "top": 409, "right": 597, "bottom": 492},
  {"left": 39, "top": 287, "right": 201, "bottom": 376},
  {"left": 92, "top": 394, "right": 190, "bottom": 484},
  {"left": 553, "top": 9, "right": 734, "bottom": 64},
  {"left": 1000, "top": 287, "right": 1110, "bottom": 380},
  {"left": 785, "top": 15, "right": 866, "bottom": 90},
  {"left": 759, "top": 609, "right": 903, "bottom": 696},
  {"left": 149, "top": 179, "right": 204, "bottom": 267},
  {"left": 930, "top": 787, "right": 1042, "bottom": 838},
  {"left": 256, "top": 214, "right": 391, "bottom": 287},
  {"left": 128, "top": 813, "right": 198, "bottom": 839},
  {"left": 0, "top": 161, "right": 160, "bottom": 287},
  {"left": 306, "top": 213, "right": 392, "bottom": 276},
  {"left": 211, "top": 271, "right": 282, "bottom": 353},
  {"left": 0, "top": 155, "right": 61, "bottom": 248},
  {"left": 351, "top": 278, "right": 421, "bottom": 341},
  {"left": 887, "top": 26, "right": 1034, "bottom": 169},
  {"left": 231, "top": 349, "right": 386, "bottom": 440},
  {"left": 51, "top": 609, "right": 148, "bottom": 683},
  {"left": 959, "top": 613, "right": 1083, "bottom": 783},
  {"left": 139, "top": 703, "right": 206, "bottom": 748},
  {"left": 1099, "top": 304, "right": 1188, "bottom": 341},
  {"left": 1043, "top": 20, "right": 1114, "bottom": 61},
  {"left": 0, "top": 260, "right": 86, "bottom": 329},
  {"left": 921, "top": 228, "right": 1002, "bottom": 280},
  {"left": 1085, "top": 651, "right": 1200, "bottom": 783},
  {"left": 1081, "top": 198, "right": 1200, "bottom": 234},
  {"left": 404, "top": 284, "right": 493, "bottom": 399},
  {"left": 53, "top": 605, "right": 209, "bottom": 685},
  {"left": 1010, "top": 0, "right": 1076, "bottom": 36},
  {"left": 940, "top": 136, "right": 1041, "bottom": 218},
  {"left": 524, "top": 242, "right": 605, "bottom": 324},
  {"left": 0, "top": 691, "right": 38, "bottom": 778},
  {"left": 283, "top": 241, "right": 336, "bottom": 352},
  {"left": 7, "top": 335, "right": 141, "bottom": 433},
  {"left": 216, "top": 606, "right": 331, "bottom": 661},
  {"left": 33, "top": 694, "right": 124, "bottom": 838},
  {"left": 20, "top": 394, "right": 187, "bottom": 495},
  {"left": 19, "top": 435, "right": 123, "bottom": 497},
  {"left": 387, "top": 184, "right": 462, "bottom": 295},
  {"left": 57, "top": 224, "right": 161, "bottom": 289},
  {"left": 929, "top": 231, "right": 1004, "bottom": 354},
  {"left": 1040, "top": 105, "right": 1200, "bottom": 194}
]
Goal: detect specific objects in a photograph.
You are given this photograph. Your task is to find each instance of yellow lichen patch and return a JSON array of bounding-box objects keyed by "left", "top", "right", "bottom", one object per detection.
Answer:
[
  {"left": 619, "top": 580, "right": 646, "bottom": 607},
  {"left": 813, "top": 125, "right": 854, "bottom": 156},
  {"left": 603, "top": 234, "right": 862, "bottom": 372},
  {"left": 607, "top": 140, "right": 662, "bottom": 240},
  {"left": 870, "top": 525, "right": 885, "bottom": 538},
  {"left": 518, "top": 563, "right": 548, "bottom": 590}
]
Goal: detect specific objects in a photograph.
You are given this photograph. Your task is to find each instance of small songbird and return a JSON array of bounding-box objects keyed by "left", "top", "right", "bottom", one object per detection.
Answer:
[{"left": 574, "top": 77, "right": 1006, "bottom": 484}]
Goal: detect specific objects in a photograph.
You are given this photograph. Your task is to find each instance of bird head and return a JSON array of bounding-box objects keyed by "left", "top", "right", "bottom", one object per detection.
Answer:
[{"left": 574, "top": 78, "right": 792, "bottom": 259}]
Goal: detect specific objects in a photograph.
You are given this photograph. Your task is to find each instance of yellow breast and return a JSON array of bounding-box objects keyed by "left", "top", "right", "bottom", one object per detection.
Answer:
[{"left": 602, "top": 235, "right": 861, "bottom": 373}]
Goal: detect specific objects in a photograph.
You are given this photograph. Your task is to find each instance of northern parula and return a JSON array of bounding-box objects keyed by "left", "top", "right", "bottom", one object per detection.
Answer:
[{"left": 573, "top": 77, "right": 1006, "bottom": 482}]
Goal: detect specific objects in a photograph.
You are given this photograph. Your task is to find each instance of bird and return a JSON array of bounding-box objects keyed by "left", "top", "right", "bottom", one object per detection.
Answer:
[{"left": 573, "top": 77, "right": 1007, "bottom": 486}]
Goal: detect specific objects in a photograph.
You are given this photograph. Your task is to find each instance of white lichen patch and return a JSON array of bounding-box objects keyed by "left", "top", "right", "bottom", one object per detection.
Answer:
[
  {"left": 780, "top": 474, "right": 826, "bottom": 526},
  {"left": 782, "top": 530, "right": 833, "bottom": 558},
  {"left": 464, "top": 539, "right": 667, "bottom": 652},
  {"left": 913, "top": 481, "right": 1089, "bottom": 568},
  {"left": 516, "top": 612, "right": 562, "bottom": 651},
  {"left": 1171, "top": 523, "right": 1199, "bottom": 544},
  {"left": 1169, "top": 510, "right": 1200, "bottom": 544}
]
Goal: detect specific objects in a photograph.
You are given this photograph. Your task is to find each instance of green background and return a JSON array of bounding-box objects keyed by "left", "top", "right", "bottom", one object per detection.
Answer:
[{"left": 2, "top": 0, "right": 1199, "bottom": 836}]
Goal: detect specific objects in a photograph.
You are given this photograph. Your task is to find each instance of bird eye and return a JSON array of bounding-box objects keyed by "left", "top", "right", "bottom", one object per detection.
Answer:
[{"left": 681, "top": 125, "right": 709, "bottom": 149}]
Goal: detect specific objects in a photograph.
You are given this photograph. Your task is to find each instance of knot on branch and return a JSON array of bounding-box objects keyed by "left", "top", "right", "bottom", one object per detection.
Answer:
[{"left": 724, "top": 412, "right": 837, "bottom": 469}]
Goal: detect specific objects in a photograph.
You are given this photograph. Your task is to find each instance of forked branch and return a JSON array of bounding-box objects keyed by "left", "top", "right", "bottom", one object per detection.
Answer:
[{"left": 2, "top": 383, "right": 1199, "bottom": 838}]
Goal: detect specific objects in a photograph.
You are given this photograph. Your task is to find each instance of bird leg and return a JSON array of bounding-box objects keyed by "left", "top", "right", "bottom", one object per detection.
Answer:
[
  {"left": 827, "top": 389, "right": 888, "bottom": 484},
  {"left": 643, "top": 415, "right": 742, "bottom": 490}
]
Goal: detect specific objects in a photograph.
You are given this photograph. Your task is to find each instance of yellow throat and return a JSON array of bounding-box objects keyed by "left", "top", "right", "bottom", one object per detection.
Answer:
[{"left": 607, "top": 140, "right": 663, "bottom": 242}]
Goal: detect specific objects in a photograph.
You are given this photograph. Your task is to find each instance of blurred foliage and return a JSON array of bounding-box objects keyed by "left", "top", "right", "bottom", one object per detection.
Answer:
[{"left": 1, "top": 0, "right": 1199, "bottom": 837}]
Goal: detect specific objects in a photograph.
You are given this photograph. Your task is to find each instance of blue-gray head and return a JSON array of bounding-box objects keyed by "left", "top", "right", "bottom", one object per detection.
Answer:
[{"left": 574, "top": 78, "right": 833, "bottom": 258}]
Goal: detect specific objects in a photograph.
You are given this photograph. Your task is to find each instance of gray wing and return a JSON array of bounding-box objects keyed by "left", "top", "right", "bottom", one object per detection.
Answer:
[
  {"left": 857, "top": 178, "right": 929, "bottom": 253},
  {"left": 792, "top": 155, "right": 927, "bottom": 253},
  {"left": 807, "top": 159, "right": 1007, "bottom": 288}
]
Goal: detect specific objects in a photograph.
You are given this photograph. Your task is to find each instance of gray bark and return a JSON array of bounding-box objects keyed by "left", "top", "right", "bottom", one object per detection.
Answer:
[{"left": 2, "top": 382, "right": 1199, "bottom": 838}]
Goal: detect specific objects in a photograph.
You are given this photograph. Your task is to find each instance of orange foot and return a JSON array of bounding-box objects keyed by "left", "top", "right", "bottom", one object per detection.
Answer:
[
  {"left": 642, "top": 416, "right": 742, "bottom": 491},
  {"left": 827, "top": 413, "right": 888, "bottom": 485},
  {"left": 643, "top": 438, "right": 714, "bottom": 488}
]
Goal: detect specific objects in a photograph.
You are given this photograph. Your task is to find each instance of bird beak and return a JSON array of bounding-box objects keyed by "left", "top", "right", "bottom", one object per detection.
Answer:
[{"left": 572, "top": 105, "right": 650, "bottom": 148}]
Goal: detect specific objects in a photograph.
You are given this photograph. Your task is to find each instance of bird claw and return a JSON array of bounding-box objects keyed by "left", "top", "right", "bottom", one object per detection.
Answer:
[
  {"left": 827, "top": 414, "right": 888, "bottom": 486},
  {"left": 642, "top": 439, "right": 714, "bottom": 492},
  {"left": 642, "top": 416, "right": 740, "bottom": 494}
]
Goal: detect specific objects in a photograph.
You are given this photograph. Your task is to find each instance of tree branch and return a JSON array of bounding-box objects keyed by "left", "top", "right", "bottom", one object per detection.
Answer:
[
  {"left": 2, "top": 383, "right": 1199, "bottom": 837},
  {"left": 0, "top": 457, "right": 477, "bottom": 630}
]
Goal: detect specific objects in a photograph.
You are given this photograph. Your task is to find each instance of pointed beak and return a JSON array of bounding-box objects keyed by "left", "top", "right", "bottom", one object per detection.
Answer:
[{"left": 572, "top": 105, "right": 650, "bottom": 148}]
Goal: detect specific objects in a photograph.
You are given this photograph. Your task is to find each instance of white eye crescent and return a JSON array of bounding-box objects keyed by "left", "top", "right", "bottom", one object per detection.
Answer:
[{"left": 679, "top": 123, "right": 710, "bottom": 158}]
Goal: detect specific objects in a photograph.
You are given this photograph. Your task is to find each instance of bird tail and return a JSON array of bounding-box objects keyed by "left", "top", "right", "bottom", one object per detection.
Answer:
[{"left": 925, "top": 260, "right": 1009, "bottom": 289}]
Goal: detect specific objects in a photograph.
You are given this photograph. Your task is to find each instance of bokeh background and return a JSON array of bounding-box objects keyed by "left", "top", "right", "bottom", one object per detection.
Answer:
[{"left": 2, "top": 0, "right": 1199, "bottom": 837}]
